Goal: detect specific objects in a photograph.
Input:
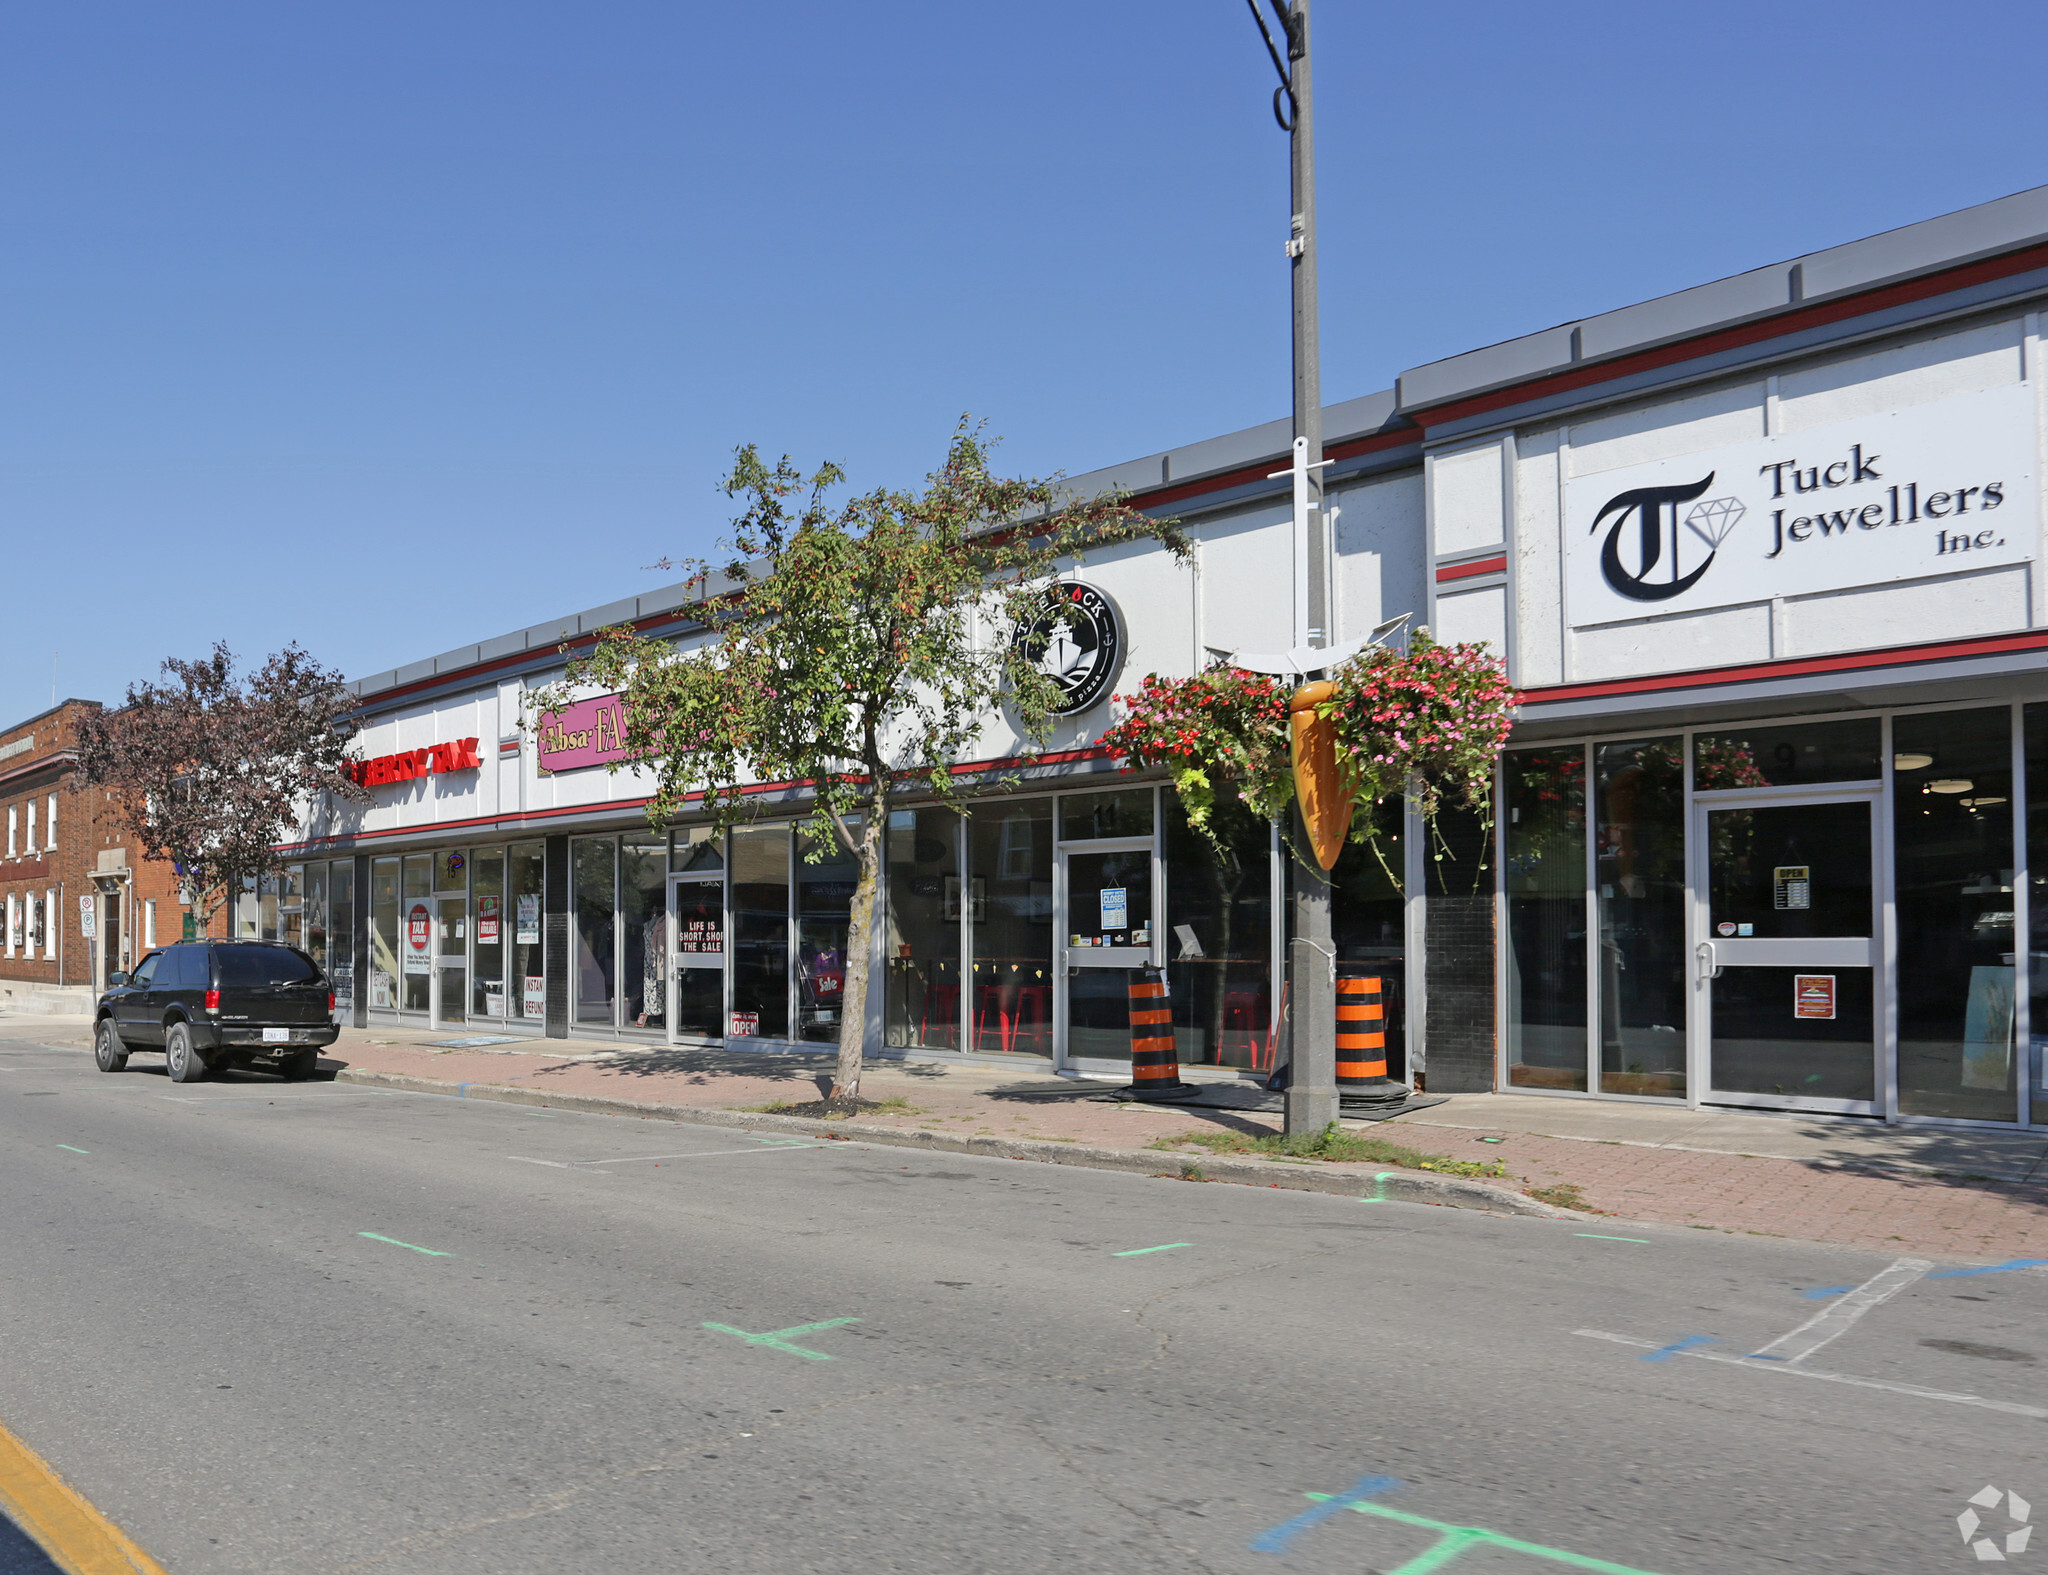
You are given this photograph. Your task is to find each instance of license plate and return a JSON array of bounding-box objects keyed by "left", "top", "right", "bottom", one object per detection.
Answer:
[{"left": 262, "top": 1028, "right": 290, "bottom": 1043}]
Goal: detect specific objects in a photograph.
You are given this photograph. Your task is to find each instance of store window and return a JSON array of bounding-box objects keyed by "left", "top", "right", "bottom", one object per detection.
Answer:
[
  {"left": 1164, "top": 789, "right": 1273, "bottom": 1070},
  {"left": 331, "top": 861, "right": 356, "bottom": 1009},
  {"left": 305, "top": 864, "right": 329, "bottom": 971},
  {"left": 279, "top": 865, "right": 303, "bottom": 949},
  {"left": 573, "top": 837, "right": 617, "bottom": 1026},
  {"left": 1060, "top": 788, "right": 1153, "bottom": 842},
  {"left": 1900, "top": 708, "right": 2016, "bottom": 1122},
  {"left": 731, "top": 825, "right": 790, "bottom": 1039},
  {"left": 885, "top": 808, "right": 962, "bottom": 1050},
  {"left": 401, "top": 855, "right": 432, "bottom": 1011},
  {"left": 1694, "top": 718, "right": 1881, "bottom": 789},
  {"left": 970, "top": 800, "right": 1052, "bottom": 1055},
  {"left": 1595, "top": 738, "right": 1686, "bottom": 1097},
  {"left": 371, "top": 857, "right": 400, "bottom": 1009},
  {"left": 509, "top": 842, "right": 545, "bottom": 1022},
  {"left": 674, "top": 825, "right": 723, "bottom": 873},
  {"left": 1504, "top": 746, "right": 1588, "bottom": 1091},
  {"left": 621, "top": 834, "right": 667, "bottom": 1030},
  {"left": 797, "top": 824, "right": 859, "bottom": 1042},
  {"left": 472, "top": 848, "right": 506, "bottom": 1017}
]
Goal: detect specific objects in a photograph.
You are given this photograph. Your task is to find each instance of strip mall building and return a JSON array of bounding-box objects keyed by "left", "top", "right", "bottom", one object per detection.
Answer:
[{"left": 279, "top": 184, "right": 2048, "bottom": 1132}]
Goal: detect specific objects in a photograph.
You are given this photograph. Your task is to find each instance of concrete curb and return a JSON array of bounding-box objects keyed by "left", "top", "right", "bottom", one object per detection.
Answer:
[{"left": 332, "top": 1067, "right": 1573, "bottom": 1218}]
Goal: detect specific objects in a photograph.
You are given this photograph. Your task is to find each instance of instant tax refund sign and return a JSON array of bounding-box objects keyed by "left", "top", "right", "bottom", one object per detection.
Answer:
[{"left": 1563, "top": 384, "right": 2037, "bottom": 627}]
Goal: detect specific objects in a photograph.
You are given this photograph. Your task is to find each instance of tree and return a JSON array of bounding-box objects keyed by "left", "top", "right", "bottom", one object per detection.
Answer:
[
  {"left": 537, "top": 422, "right": 1189, "bottom": 1105},
  {"left": 76, "top": 643, "right": 365, "bottom": 933}
]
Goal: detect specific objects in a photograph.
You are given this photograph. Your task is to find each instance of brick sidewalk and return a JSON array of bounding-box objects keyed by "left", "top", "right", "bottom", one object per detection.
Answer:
[{"left": 16, "top": 1014, "right": 2048, "bottom": 1262}]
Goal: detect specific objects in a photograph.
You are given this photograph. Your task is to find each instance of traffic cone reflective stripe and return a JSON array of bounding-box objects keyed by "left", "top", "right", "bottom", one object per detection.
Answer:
[{"left": 1120, "top": 972, "right": 1198, "bottom": 1099}]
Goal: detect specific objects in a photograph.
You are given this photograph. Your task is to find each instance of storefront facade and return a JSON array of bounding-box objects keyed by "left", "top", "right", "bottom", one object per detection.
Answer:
[{"left": 280, "top": 182, "right": 2048, "bottom": 1127}]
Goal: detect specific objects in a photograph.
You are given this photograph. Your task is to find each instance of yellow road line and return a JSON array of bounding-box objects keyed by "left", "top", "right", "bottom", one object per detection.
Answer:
[{"left": 0, "top": 1416, "right": 168, "bottom": 1574}]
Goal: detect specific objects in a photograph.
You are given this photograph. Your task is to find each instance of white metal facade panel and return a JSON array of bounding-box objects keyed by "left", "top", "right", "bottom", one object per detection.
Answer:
[
  {"left": 1571, "top": 601, "right": 1773, "bottom": 680},
  {"left": 1777, "top": 320, "right": 2022, "bottom": 431},
  {"left": 1512, "top": 433, "right": 1564, "bottom": 687},
  {"left": 1433, "top": 583, "right": 1507, "bottom": 653},
  {"left": 1783, "top": 562, "right": 2032, "bottom": 656},
  {"left": 1429, "top": 441, "right": 1507, "bottom": 556},
  {"left": 1197, "top": 500, "right": 1294, "bottom": 660},
  {"left": 1333, "top": 469, "right": 1425, "bottom": 646}
]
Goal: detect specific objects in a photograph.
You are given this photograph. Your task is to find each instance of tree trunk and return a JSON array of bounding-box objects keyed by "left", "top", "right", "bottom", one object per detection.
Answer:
[{"left": 830, "top": 812, "right": 885, "bottom": 1103}]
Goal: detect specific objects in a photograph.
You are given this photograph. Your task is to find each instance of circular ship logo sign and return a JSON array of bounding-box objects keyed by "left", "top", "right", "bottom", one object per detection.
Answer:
[
  {"left": 1959, "top": 1485, "right": 2032, "bottom": 1561},
  {"left": 1015, "top": 583, "right": 1123, "bottom": 716},
  {"left": 1589, "top": 471, "right": 1746, "bottom": 602}
]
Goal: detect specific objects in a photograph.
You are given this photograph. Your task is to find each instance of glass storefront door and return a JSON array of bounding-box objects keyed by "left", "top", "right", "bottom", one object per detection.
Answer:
[
  {"left": 1059, "top": 842, "right": 1156, "bottom": 1066},
  {"left": 668, "top": 874, "right": 726, "bottom": 1042},
  {"left": 1697, "top": 793, "right": 1880, "bottom": 1112},
  {"left": 433, "top": 895, "right": 467, "bottom": 1028}
]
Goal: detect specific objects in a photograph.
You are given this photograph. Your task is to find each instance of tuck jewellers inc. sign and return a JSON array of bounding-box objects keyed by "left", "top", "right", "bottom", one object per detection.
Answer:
[{"left": 1562, "top": 385, "right": 2037, "bottom": 626}]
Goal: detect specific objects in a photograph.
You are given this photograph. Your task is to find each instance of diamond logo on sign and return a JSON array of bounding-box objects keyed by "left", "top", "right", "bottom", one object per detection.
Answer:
[
  {"left": 1683, "top": 495, "right": 1746, "bottom": 548},
  {"left": 1958, "top": 1484, "right": 2032, "bottom": 1561}
]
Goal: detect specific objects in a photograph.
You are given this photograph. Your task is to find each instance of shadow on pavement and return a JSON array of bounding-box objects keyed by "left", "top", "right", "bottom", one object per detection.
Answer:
[{"left": 0, "top": 1508, "right": 63, "bottom": 1575}]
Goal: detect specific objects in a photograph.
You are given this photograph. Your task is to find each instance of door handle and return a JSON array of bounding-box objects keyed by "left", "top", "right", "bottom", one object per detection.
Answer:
[{"left": 1695, "top": 940, "right": 1722, "bottom": 981}]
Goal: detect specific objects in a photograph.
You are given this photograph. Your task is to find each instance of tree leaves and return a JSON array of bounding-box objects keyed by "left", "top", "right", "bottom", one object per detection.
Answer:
[{"left": 74, "top": 642, "right": 364, "bottom": 925}]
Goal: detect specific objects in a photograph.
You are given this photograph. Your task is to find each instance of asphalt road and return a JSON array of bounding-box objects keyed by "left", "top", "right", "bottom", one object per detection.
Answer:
[{"left": 2, "top": 1033, "right": 2044, "bottom": 1574}]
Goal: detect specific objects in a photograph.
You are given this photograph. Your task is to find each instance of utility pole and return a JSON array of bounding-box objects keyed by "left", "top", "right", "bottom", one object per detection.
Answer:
[
  {"left": 1245, "top": 0, "right": 1337, "bottom": 1133},
  {"left": 1283, "top": 0, "right": 1336, "bottom": 1136}
]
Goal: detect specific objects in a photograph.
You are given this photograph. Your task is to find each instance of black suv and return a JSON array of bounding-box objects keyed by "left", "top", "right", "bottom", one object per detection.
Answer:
[{"left": 93, "top": 940, "right": 339, "bottom": 1083}]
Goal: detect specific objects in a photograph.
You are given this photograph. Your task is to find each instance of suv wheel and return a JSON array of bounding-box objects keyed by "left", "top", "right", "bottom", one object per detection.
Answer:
[
  {"left": 93, "top": 1019, "right": 128, "bottom": 1073},
  {"left": 165, "top": 1022, "right": 209, "bottom": 1084},
  {"left": 279, "top": 1048, "right": 319, "bottom": 1081}
]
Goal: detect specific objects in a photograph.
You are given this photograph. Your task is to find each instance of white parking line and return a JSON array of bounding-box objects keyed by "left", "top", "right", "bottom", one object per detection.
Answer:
[
  {"left": 506, "top": 1156, "right": 612, "bottom": 1172},
  {"left": 1748, "top": 1257, "right": 1932, "bottom": 1365},
  {"left": 1577, "top": 1329, "right": 2048, "bottom": 1419},
  {"left": 581, "top": 1145, "right": 821, "bottom": 1164}
]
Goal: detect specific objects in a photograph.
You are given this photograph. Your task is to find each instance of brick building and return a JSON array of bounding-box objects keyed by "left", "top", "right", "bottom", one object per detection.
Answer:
[{"left": 0, "top": 700, "right": 194, "bottom": 1012}]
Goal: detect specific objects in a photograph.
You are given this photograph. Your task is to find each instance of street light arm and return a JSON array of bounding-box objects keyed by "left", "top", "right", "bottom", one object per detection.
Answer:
[{"left": 1241, "top": 0, "right": 1297, "bottom": 129}]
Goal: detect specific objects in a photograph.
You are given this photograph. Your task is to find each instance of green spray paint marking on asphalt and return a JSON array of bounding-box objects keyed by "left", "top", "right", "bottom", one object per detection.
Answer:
[
  {"left": 1113, "top": 1243, "right": 1191, "bottom": 1257},
  {"left": 1575, "top": 1234, "right": 1650, "bottom": 1244},
  {"left": 1361, "top": 1172, "right": 1395, "bottom": 1203},
  {"left": 359, "top": 1232, "right": 453, "bottom": 1257},
  {"left": 702, "top": 1318, "right": 859, "bottom": 1360},
  {"left": 1303, "top": 1493, "right": 1664, "bottom": 1575},
  {"left": 55, "top": 1145, "right": 88, "bottom": 1154}
]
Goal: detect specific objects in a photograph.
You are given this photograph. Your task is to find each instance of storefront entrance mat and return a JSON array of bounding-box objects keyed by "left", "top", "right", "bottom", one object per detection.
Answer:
[{"left": 424, "top": 1036, "right": 526, "bottom": 1049}]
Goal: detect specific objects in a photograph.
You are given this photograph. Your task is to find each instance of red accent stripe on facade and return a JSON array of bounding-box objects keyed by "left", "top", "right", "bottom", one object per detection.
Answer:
[
  {"left": 1411, "top": 239, "right": 2048, "bottom": 430},
  {"left": 276, "top": 744, "right": 1119, "bottom": 854},
  {"left": 1517, "top": 626, "right": 2048, "bottom": 708},
  {"left": 1436, "top": 555, "right": 1507, "bottom": 583}
]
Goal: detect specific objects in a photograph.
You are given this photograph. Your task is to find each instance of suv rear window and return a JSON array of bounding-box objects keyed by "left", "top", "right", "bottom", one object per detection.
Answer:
[{"left": 213, "top": 947, "right": 322, "bottom": 988}]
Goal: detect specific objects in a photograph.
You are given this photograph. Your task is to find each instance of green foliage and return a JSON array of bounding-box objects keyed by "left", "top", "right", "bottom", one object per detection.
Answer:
[
  {"left": 534, "top": 420, "right": 1188, "bottom": 847},
  {"left": 1152, "top": 1123, "right": 1509, "bottom": 1177},
  {"left": 1098, "top": 667, "right": 1294, "bottom": 842}
]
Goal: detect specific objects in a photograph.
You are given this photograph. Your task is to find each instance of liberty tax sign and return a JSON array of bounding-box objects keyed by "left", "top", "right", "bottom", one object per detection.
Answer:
[
  {"left": 1562, "top": 384, "right": 2037, "bottom": 627},
  {"left": 403, "top": 900, "right": 432, "bottom": 974}
]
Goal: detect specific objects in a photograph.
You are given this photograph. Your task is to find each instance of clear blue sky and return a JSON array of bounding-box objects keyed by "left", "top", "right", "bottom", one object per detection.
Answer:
[{"left": 6, "top": 1, "right": 2047, "bottom": 717}]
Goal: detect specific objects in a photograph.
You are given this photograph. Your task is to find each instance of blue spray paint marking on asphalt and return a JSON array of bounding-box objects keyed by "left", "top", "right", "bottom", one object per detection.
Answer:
[
  {"left": 456, "top": 1084, "right": 472, "bottom": 1097},
  {"left": 1927, "top": 1258, "right": 2048, "bottom": 1279},
  {"left": 1800, "top": 1286, "right": 1853, "bottom": 1299},
  {"left": 1249, "top": 1475, "right": 1400, "bottom": 1553},
  {"left": 1743, "top": 1353, "right": 1789, "bottom": 1361},
  {"left": 1641, "top": 1336, "right": 1714, "bottom": 1362}
]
